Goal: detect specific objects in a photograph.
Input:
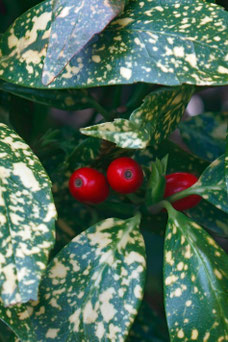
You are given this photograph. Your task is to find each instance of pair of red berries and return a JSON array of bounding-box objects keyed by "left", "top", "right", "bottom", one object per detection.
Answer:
[
  {"left": 69, "top": 157, "right": 143, "bottom": 204},
  {"left": 69, "top": 157, "right": 201, "bottom": 211}
]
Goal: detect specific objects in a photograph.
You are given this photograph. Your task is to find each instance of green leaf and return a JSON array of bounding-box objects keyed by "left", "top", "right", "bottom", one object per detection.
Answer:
[
  {"left": 0, "top": 215, "right": 146, "bottom": 342},
  {"left": 146, "top": 156, "right": 168, "bottom": 206},
  {"left": 179, "top": 112, "right": 226, "bottom": 162},
  {"left": 164, "top": 207, "right": 228, "bottom": 342},
  {"left": 1, "top": 0, "right": 228, "bottom": 88},
  {"left": 134, "top": 139, "right": 209, "bottom": 177},
  {"left": 0, "top": 320, "right": 15, "bottom": 342},
  {"left": 195, "top": 155, "right": 228, "bottom": 214},
  {"left": 81, "top": 118, "right": 151, "bottom": 149},
  {"left": 81, "top": 86, "right": 194, "bottom": 149},
  {"left": 43, "top": 0, "right": 126, "bottom": 85},
  {"left": 0, "top": 123, "right": 57, "bottom": 306},
  {"left": 185, "top": 199, "right": 228, "bottom": 238},
  {"left": 0, "top": 80, "right": 93, "bottom": 111}
]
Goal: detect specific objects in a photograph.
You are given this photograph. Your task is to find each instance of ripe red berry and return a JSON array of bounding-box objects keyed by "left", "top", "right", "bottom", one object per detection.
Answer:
[
  {"left": 107, "top": 157, "right": 143, "bottom": 194},
  {"left": 164, "top": 172, "right": 201, "bottom": 211},
  {"left": 69, "top": 167, "right": 109, "bottom": 204}
]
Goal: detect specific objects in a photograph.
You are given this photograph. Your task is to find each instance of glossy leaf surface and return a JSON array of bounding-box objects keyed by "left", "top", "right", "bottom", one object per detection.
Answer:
[
  {"left": 185, "top": 199, "right": 228, "bottom": 238},
  {"left": 0, "top": 215, "right": 146, "bottom": 342},
  {"left": 81, "top": 86, "right": 194, "bottom": 149},
  {"left": 179, "top": 112, "right": 226, "bottom": 162},
  {"left": 195, "top": 155, "right": 228, "bottom": 214},
  {"left": 164, "top": 207, "right": 228, "bottom": 342},
  {"left": 0, "top": 80, "right": 93, "bottom": 111},
  {"left": 0, "top": 0, "right": 228, "bottom": 88},
  {"left": 43, "top": 0, "right": 126, "bottom": 85},
  {"left": 135, "top": 139, "right": 209, "bottom": 177},
  {"left": 0, "top": 123, "right": 56, "bottom": 306}
]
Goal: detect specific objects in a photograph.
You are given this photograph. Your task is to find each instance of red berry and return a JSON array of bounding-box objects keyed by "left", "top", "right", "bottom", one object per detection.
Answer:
[
  {"left": 107, "top": 157, "right": 143, "bottom": 194},
  {"left": 69, "top": 167, "right": 109, "bottom": 204},
  {"left": 164, "top": 172, "right": 201, "bottom": 211}
]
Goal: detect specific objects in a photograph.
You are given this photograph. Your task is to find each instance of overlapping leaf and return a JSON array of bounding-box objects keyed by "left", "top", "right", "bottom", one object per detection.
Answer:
[
  {"left": 0, "top": 80, "right": 94, "bottom": 111},
  {"left": 186, "top": 199, "right": 228, "bottom": 237},
  {"left": 0, "top": 123, "right": 56, "bottom": 306},
  {"left": 0, "top": 215, "right": 146, "bottom": 342},
  {"left": 194, "top": 155, "right": 228, "bottom": 214},
  {"left": 81, "top": 118, "right": 150, "bottom": 149},
  {"left": 179, "top": 112, "right": 226, "bottom": 162},
  {"left": 134, "top": 139, "right": 209, "bottom": 176},
  {"left": 164, "top": 207, "right": 228, "bottom": 342},
  {"left": 0, "top": 0, "right": 228, "bottom": 88},
  {"left": 81, "top": 86, "right": 194, "bottom": 149},
  {"left": 43, "top": 0, "right": 126, "bottom": 85}
]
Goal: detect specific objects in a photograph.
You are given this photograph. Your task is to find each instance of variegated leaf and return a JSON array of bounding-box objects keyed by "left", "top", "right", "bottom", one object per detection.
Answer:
[
  {"left": 134, "top": 139, "right": 209, "bottom": 177},
  {"left": 179, "top": 112, "right": 226, "bottom": 162},
  {"left": 43, "top": 0, "right": 126, "bottom": 85},
  {"left": 195, "top": 155, "right": 228, "bottom": 214},
  {"left": 0, "top": 301, "right": 34, "bottom": 341},
  {"left": 164, "top": 207, "right": 228, "bottom": 342},
  {"left": 81, "top": 119, "right": 150, "bottom": 149},
  {"left": 81, "top": 86, "right": 194, "bottom": 149},
  {"left": 0, "top": 80, "right": 93, "bottom": 111},
  {"left": 0, "top": 123, "right": 56, "bottom": 306},
  {"left": 1, "top": 0, "right": 228, "bottom": 88},
  {"left": 185, "top": 199, "right": 228, "bottom": 238},
  {"left": 0, "top": 215, "right": 146, "bottom": 342}
]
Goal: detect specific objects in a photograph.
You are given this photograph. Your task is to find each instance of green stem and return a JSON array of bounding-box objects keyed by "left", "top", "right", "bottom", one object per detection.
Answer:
[
  {"left": 166, "top": 184, "right": 221, "bottom": 203},
  {"left": 165, "top": 186, "right": 200, "bottom": 203}
]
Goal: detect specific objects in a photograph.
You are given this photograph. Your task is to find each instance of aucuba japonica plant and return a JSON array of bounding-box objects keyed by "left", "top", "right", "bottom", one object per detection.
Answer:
[{"left": 0, "top": 0, "right": 227, "bottom": 341}]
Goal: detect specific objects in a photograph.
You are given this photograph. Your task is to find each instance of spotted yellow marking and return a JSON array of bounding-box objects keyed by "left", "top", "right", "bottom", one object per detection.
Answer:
[
  {"left": 1, "top": 215, "right": 145, "bottom": 341},
  {"left": 0, "top": 123, "right": 56, "bottom": 306},
  {"left": 81, "top": 86, "right": 194, "bottom": 149},
  {"left": 197, "top": 155, "right": 228, "bottom": 214},
  {"left": 42, "top": 0, "right": 126, "bottom": 84},
  {"left": 164, "top": 208, "right": 228, "bottom": 341},
  {"left": 0, "top": 0, "right": 228, "bottom": 88}
]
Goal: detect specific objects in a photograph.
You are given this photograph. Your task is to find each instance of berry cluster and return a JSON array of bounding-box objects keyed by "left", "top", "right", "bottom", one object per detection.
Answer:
[
  {"left": 69, "top": 157, "right": 201, "bottom": 211},
  {"left": 69, "top": 157, "right": 143, "bottom": 204}
]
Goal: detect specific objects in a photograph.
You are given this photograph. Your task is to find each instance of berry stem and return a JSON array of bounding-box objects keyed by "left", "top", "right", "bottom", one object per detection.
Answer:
[
  {"left": 165, "top": 183, "right": 221, "bottom": 203},
  {"left": 165, "top": 185, "right": 199, "bottom": 203}
]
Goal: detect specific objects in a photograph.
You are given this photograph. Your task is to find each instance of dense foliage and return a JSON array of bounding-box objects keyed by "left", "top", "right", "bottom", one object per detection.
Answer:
[{"left": 0, "top": 0, "right": 227, "bottom": 341}]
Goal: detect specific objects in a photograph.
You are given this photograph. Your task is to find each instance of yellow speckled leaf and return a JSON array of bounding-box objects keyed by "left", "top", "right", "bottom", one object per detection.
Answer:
[
  {"left": 0, "top": 123, "right": 57, "bottom": 306},
  {"left": 81, "top": 86, "right": 194, "bottom": 149},
  {"left": 43, "top": 0, "right": 126, "bottom": 84},
  {"left": 194, "top": 155, "right": 228, "bottom": 214},
  {"left": 0, "top": 0, "right": 228, "bottom": 88},
  {"left": 164, "top": 205, "right": 228, "bottom": 342},
  {"left": 0, "top": 215, "right": 146, "bottom": 342}
]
